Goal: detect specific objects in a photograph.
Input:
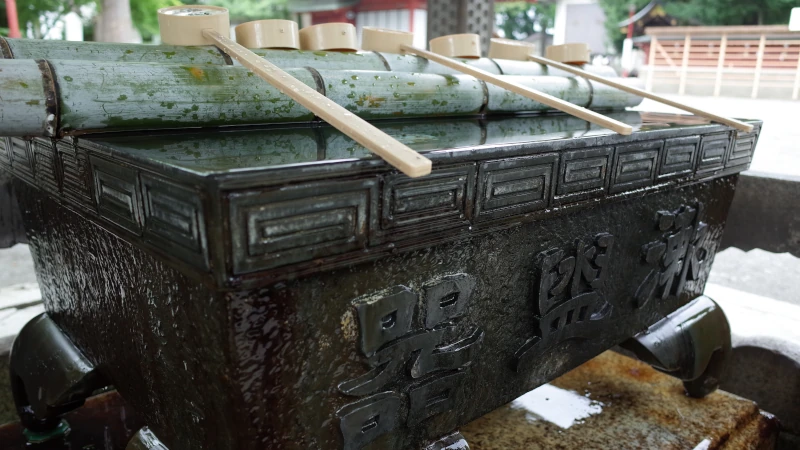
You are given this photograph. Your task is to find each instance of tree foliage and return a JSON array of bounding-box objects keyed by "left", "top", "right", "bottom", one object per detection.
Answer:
[
  {"left": 129, "top": 0, "right": 182, "bottom": 41},
  {"left": 601, "top": 0, "right": 798, "bottom": 50},
  {"left": 13, "top": 0, "right": 94, "bottom": 39},
  {"left": 0, "top": 2, "right": 7, "bottom": 37},
  {"left": 1, "top": 0, "right": 180, "bottom": 40},
  {"left": 1, "top": 0, "right": 287, "bottom": 42},
  {"left": 495, "top": 1, "right": 556, "bottom": 40}
]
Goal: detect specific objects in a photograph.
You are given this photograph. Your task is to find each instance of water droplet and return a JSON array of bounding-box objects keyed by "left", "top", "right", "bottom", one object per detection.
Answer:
[{"left": 279, "top": 28, "right": 285, "bottom": 33}]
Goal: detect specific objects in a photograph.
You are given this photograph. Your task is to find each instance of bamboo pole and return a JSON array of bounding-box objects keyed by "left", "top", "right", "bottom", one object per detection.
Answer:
[
  {"left": 156, "top": 6, "right": 430, "bottom": 178},
  {"left": 0, "top": 58, "right": 644, "bottom": 137},
  {"left": 397, "top": 44, "right": 632, "bottom": 135},
  {"left": 528, "top": 54, "right": 754, "bottom": 133},
  {"left": 200, "top": 30, "right": 431, "bottom": 178},
  {"left": 0, "top": 37, "right": 622, "bottom": 79},
  {"left": 713, "top": 34, "right": 727, "bottom": 97}
]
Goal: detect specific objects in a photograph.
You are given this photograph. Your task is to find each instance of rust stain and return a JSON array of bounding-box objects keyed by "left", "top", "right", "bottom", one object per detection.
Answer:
[
  {"left": 187, "top": 67, "right": 206, "bottom": 81},
  {"left": 462, "top": 351, "right": 779, "bottom": 450}
]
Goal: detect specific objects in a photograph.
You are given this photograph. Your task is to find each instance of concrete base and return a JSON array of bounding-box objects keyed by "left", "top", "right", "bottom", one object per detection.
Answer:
[
  {"left": 706, "top": 283, "right": 800, "bottom": 439},
  {"left": 0, "top": 283, "right": 44, "bottom": 425}
]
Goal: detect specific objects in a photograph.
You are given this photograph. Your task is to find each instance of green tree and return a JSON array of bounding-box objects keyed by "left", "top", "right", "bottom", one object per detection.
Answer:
[
  {"left": 0, "top": 2, "right": 7, "bottom": 36},
  {"left": 129, "top": 0, "right": 182, "bottom": 41},
  {"left": 13, "top": 0, "right": 95, "bottom": 39},
  {"left": 1, "top": 0, "right": 180, "bottom": 41},
  {"left": 495, "top": 1, "right": 556, "bottom": 40},
  {"left": 600, "top": 0, "right": 798, "bottom": 51}
]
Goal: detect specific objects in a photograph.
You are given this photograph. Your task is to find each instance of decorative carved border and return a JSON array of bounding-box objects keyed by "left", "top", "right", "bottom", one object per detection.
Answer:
[
  {"left": 1, "top": 124, "right": 760, "bottom": 278},
  {"left": 0, "top": 138, "right": 11, "bottom": 169},
  {"left": 2, "top": 138, "right": 209, "bottom": 270},
  {"left": 223, "top": 127, "right": 759, "bottom": 275},
  {"left": 229, "top": 178, "right": 378, "bottom": 274}
]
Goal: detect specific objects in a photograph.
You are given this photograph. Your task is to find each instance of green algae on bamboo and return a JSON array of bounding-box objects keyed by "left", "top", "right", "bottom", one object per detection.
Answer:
[
  {"left": 321, "top": 70, "right": 484, "bottom": 120},
  {"left": 1, "top": 37, "right": 620, "bottom": 79},
  {"left": 0, "top": 58, "right": 643, "bottom": 137},
  {"left": 485, "top": 76, "right": 593, "bottom": 113},
  {"left": 53, "top": 60, "right": 317, "bottom": 133},
  {"left": 2, "top": 37, "right": 228, "bottom": 65},
  {"left": 0, "top": 60, "right": 52, "bottom": 136}
]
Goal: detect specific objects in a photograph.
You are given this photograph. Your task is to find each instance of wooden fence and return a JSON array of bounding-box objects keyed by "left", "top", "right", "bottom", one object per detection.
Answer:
[{"left": 640, "top": 25, "right": 800, "bottom": 99}]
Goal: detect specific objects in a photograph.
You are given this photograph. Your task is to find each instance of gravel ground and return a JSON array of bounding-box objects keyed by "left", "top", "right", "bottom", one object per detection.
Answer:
[{"left": 0, "top": 245, "right": 36, "bottom": 288}]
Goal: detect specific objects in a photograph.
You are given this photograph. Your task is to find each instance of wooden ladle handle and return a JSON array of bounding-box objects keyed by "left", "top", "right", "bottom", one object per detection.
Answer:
[{"left": 203, "top": 29, "right": 432, "bottom": 178}]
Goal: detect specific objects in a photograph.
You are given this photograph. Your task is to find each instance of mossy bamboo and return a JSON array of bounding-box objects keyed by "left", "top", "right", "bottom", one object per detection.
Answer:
[
  {"left": 1, "top": 37, "right": 619, "bottom": 78},
  {"left": 0, "top": 59, "right": 642, "bottom": 137}
]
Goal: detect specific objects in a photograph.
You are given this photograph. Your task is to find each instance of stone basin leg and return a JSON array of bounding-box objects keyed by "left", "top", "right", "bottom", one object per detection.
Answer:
[
  {"left": 9, "top": 313, "right": 109, "bottom": 440},
  {"left": 620, "top": 295, "right": 732, "bottom": 398}
]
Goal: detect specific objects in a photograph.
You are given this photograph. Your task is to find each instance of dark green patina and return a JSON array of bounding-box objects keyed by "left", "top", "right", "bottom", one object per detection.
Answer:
[{"left": 0, "top": 112, "right": 761, "bottom": 449}]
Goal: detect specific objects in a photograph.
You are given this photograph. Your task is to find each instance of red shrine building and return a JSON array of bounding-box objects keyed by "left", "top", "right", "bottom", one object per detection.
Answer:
[{"left": 294, "top": 0, "right": 429, "bottom": 48}]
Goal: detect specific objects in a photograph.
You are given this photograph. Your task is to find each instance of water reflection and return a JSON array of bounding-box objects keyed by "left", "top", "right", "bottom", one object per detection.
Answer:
[
  {"left": 692, "top": 438, "right": 712, "bottom": 450},
  {"left": 84, "top": 110, "right": 727, "bottom": 175},
  {"left": 510, "top": 383, "right": 604, "bottom": 429}
]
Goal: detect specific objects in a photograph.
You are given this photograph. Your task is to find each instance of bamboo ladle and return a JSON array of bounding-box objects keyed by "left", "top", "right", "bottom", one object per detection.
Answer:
[
  {"left": 157, "top": 6, "right": 432, "bottom": 178},
  {"left": 524, "top": 43, "right": 753, "bottom": 133},
  {"left": 361, "top": 28, "right": 633, "bottom": 136}
]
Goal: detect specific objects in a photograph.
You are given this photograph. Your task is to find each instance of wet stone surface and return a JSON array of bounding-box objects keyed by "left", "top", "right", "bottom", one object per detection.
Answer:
[
  {"left": 461, "top": 351, "right": 779, "bottom": 450},
  {"left": 0, "top": 351, "right": 779, "bottom": 449}
]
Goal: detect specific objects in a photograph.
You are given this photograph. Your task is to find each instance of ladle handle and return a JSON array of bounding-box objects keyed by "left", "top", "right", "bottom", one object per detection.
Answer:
[
  {"left": 203, "top": 29, "right": 432, "bottom": 178},
  {"left": 528, "top": 54, "right": 754, "bottom": 133},
  {"left": 400, "top": 44, "right": 633, "bottom": 136}
]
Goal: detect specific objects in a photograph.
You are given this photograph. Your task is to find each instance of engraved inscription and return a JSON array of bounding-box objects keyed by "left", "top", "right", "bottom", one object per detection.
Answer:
[
  {"left": 338, "top": 276, "right": 484, "bottom": 449},
  {"left": 33, "top": 139, "right": 60, "bottom": 195},
  {"left": 407, "top": 371, "right": 465, "bottom": 424},
  {"left": 514, "top": 233, "right": 614, "bottom": 371},
  {"left": 659, "top": 136, "right": 699, "bottom": 179},
  {"left": 423, "top": 274, "right": 475, "bottom": 329},
  {"left": 556, "top": 147, "right": 612, "bottom": 202},
  {"left": 229, "top": 179, "right": 377, "bottom": 274},
  {"left": 635, "top": 204, "right": 710, "bottom": 308},
  {"left": 338, "top": 392, "right": 402, "bottom": 450},
  {"left": 356, "top": 286, "right": 416, "bottom": 356},
  {"left": 141, "top": 173, "right": 208, "bottom": 269},
  {"left": 476, "top": 153, "right": 557, "bottom": 220},
  {"left": 610, "top": 141, "right": 661, "bottom": 193},
  {"left": 91, "top": 156, "right": 142, "bottom": 233},
  {"left": 697, "top": 132, "right": 731, "bottom": 172}
]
